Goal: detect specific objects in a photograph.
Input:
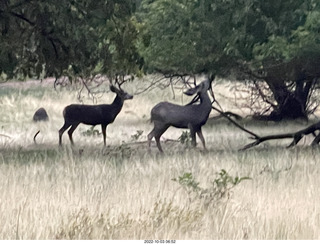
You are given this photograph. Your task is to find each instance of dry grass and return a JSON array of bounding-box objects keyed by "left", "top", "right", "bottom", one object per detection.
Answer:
[{"left": 0, "top": 78, "right": 320, "bottom": 240}]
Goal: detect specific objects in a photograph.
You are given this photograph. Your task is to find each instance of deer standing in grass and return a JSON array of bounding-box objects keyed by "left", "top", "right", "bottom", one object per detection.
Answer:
[
  {"left": 147, "top": 77, "right": 214, "bottom": 153},
  {"left": 59, "top": 85, "right": 133, "bottom": 146}
]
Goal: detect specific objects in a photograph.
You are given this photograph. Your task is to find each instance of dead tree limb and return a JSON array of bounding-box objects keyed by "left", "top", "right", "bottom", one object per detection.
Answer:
[
  {"left": 133, "top": 76, "right": 168, "bottom": 95},
  {"left": 211, "top": 105, "right": 259, "bottom": 139},
  {"left": 241, "top": 121, "right": 320, "bottom": 151},
  {"left": 211, "top": 104, "right": 320, "bottom": 151}
]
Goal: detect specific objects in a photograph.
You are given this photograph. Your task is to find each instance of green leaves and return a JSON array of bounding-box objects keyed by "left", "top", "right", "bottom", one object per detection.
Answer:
[
  {"left": 213, "top": 169, "right": 251, "bottom": 188},
  {"left": 3, "top": 0, "right": 320, "bottom": 92},
  {"left": 137, "top": 0, "right": 201, "bottom": 74},
  {"left": 178, "top": 131, "right": 191, "bottom": 146},
  {"left": 172, "top": 172, "right": 201, "bottom": 193},
  {"left": 0, "top": 0, "right": 139, "bottom": 80},
  {"left": 172, "top": 170, "right": 251, "bottom": 206},
  {"left": 252, "top": 6, "right": 320, "bottom": 64},
  {"left": 137, "top": 0, "right": 320, "bottom": 79}
]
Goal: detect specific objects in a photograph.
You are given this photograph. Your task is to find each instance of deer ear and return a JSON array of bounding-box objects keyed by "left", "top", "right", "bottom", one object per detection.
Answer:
[{"left": 184, "top": 86, "right": 198, "bottom": 96}]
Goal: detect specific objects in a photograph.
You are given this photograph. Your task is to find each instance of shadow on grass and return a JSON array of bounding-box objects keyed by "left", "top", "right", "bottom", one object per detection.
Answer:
[{"left": 1, "top": 132, "right": 320, "bottom": 166}]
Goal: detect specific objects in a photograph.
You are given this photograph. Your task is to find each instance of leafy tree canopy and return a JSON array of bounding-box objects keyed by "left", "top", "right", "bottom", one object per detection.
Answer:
[
  {"left": 138, "top": 0, "right": 320, "bottom": 78},
  {"left": 0, "top": 0, "right": 140, "bottom": 80},
  {"left": 137, "top": 0, "right": 235, "bottom": 75},
  {"left": 137, "top": 0, "right": 320, "bottom": 120}
]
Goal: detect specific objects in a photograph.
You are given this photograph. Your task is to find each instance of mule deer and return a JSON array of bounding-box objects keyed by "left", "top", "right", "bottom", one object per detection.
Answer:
[
  {"left": 147, "top": 77, "right": 214, "bottom": 153},
  {"left": 59, "top": 85, "right": 133, "bottom": 146}
]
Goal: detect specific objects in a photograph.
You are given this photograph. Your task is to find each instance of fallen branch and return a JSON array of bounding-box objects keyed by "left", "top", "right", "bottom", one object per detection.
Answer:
[
  {"left": 241, "top": 121, "right": 320, "bottom": 150},
  {"left": 240, "top": 133, "right": 295, "bottom": 151},
  {"left": 211, "top": 104, "right": 320, "bottom": 151}
]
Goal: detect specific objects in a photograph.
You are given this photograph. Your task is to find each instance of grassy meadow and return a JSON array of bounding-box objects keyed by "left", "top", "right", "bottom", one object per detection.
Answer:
[{"left": 0, "top": 78, "right": 320, "bottom": 240}]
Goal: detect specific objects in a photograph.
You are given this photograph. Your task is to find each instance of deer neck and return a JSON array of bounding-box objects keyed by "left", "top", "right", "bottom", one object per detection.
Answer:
[
  {"left": 199, "top": 91, "right": 211, "bottom": 107},
  {"left": 112, "top": 95, "right": 124, "bottom": 113}
]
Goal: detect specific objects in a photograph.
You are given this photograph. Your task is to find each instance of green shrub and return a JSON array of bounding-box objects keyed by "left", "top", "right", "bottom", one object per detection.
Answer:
[{"left": 172, "top": 170, "right": 251, "bottom": 207}]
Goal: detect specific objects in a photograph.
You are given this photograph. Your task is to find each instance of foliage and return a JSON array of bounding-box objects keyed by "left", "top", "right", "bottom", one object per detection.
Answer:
[
  {"left": 0, "top": 0, "right": 140, "bottom": 80},
  {"left": 137, "top": 0, "right": 320, "bottom": 120},
  {"left": 178, "top": 131, "right": 191, "bottom": 146},
  {"left": 172, "top": 170, "right": 251, "bottom": 207},
  {"left": 104, "top": 144, "right": 133, "bottom": 159},
  {"left": 137, "top": 0, "right": 233, "bottom": 75},
  {"left": 81, "top": 126, "right": 101, "bottom": 137},
  {"left": 138, "top": 0, "right": 319, "bottom": 74},
  {"left": 130, "top": 130, "right": 144, "bottom": 141}
]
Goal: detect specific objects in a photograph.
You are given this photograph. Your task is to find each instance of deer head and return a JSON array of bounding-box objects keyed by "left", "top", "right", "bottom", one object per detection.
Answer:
[
  {"left": 110, "top": 85, "right": 133, "bottom": 100},
  {"left": 184, "top": 78, "right": 213, "bottom": 96}
]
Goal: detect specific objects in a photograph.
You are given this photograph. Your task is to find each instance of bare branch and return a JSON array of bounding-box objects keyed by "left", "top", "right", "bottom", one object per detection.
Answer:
[
  {"left": 9, "top": 11, "right": 35, "bottom": 26},
  {"left": 240, "top": 121, "right": 320, "bottom": 150},
  {"left": 253, "top": 80, "right": 276, "bottom": 108},
  {"left": 134, "top": 76, "right": 169, "bottom": 95},
  {"left": 211, "top": 105, "right": 259, "bottom": 139}
]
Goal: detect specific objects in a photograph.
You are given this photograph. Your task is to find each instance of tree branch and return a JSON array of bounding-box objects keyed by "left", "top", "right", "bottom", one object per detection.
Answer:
[
  {"left": 211, "top": 105, "right": 260, "bottom": 139},
  {"left": 240, "top": 121, "right": 320, "bottom": 150},
  {"left": 9, "top": 11, "right": 35, "bottom": 26}
]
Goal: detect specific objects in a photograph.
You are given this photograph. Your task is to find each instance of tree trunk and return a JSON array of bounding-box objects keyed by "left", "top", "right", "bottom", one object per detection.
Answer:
[{"left": 258, "top": 75, "right": 310, "bottom": 121}]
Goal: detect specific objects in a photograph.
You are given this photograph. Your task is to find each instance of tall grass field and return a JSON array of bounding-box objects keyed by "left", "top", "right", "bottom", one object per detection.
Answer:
[{"left": 0, "top": 78, "right": 320, "bottom": 240}]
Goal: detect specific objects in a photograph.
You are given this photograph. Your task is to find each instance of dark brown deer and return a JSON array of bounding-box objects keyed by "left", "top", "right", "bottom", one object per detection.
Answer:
[
  {"left": 147, "top": 77, "right": 214, "bottom": 153},
  {"left": 59, "top": 85, "right": 133, "bottom": 146}
]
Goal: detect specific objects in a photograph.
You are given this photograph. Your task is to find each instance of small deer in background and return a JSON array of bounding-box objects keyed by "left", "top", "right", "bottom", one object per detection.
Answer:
[
  {"left": 59, "top": 85, "right": 133, "bottom": 146},
  {"left": 147, "top": 77, "right": 214, "bottom": 153}
]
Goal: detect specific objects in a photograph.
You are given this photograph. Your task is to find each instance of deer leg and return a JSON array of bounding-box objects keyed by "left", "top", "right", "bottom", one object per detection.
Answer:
[
  {"left": 154, "top": 125, "right": 169, "bottom": 153},
  {"left": 101, "top": 124, "right": 107, "bottom": 146},
  {"left": 188, "top": 124, "right": 197, "bottom": 147},
  {"left": 196, "top": 128, "right": 207, "bottom": 151},
  {"left": 147, "top": 129, "right": 155, "bottom": 149},
  {"left": 59, "top": 122, "right": 71, "bottom": 146},
  {"left": 148, "top": 122, "right": 169, "bottom": 153},
  {"left": 311, "top": 133, "right": 320, "bottom": 146},
  {"left": 155, "top": 135, "right": 164, "bottom": 153},
  {"left": 67, "top": 123, "right": 79, "bottom": 145}
]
